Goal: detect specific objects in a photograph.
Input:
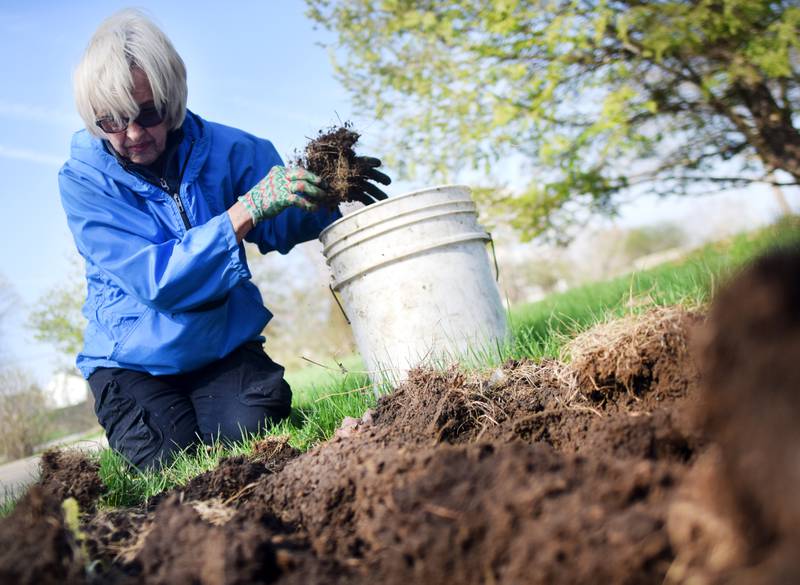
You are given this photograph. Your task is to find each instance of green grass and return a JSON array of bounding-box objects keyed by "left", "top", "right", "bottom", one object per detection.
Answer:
[
  {"left": 508, "top": 217, "right": 799, "bottom": 360},
  {"left": 16, "top": 217, "right": 798, "bottom": 512}
]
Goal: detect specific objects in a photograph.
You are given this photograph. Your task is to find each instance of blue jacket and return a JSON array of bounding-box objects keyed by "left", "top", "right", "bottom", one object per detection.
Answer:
[{"left": 59, "top": 111, "right": 340, "bottom": 378}]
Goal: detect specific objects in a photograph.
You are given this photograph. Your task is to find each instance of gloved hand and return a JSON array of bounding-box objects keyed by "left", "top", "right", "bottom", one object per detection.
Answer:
[
  {"left": 349, "top": 156, "right": 392, "bottom": 206},
  {"left": 238, "top": 165, "right": 327, "bottom": 225}
]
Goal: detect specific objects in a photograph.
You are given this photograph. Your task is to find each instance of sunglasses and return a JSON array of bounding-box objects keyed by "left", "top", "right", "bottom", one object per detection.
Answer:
[{"left": 95, "top": 105, "right": 165, "bottom": 134}]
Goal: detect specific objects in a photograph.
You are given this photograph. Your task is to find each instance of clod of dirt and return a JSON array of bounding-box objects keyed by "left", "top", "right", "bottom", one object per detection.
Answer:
[
  {"left": 0, "top": 486, "right": 85, "bottom": 585},
  {"left": 564, "top": 306, "right": 703, "bottom": 408},
  {"left": 82, "top": 506, "right": 151, "bottom": 571},
  {"left": 250, "top": 435, "right": 300, "bottom": 471},
  {"left": 684, "top": 247, "right": 800, "bottom": 582},
  {"left": 132, "top": 494, "right": 282, "bottom": 585},
  {"left": 38, "top": 448, "right": 106, "bottom": 513},
  {"left": 180, "top": 455, "right": 268, "bottom": 502},
  {"left": 293, "top": 124, "right": 374, "bottom": 207}
]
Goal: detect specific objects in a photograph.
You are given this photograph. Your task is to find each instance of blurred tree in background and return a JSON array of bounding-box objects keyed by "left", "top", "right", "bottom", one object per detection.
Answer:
[
  {"left": 307, "top": 0, "right": 800, "bottom": 240},
  {"left": 0, "top": 369, "right": 49, "bottom": 459},
  {"left": 29, "top": 260, "right": 86, "bottom": 359}
]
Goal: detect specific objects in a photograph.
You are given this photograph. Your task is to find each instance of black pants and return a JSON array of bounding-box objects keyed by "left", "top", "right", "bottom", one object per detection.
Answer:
[{"left": 88, "top": 341, "right": 291, "bottom": 469}]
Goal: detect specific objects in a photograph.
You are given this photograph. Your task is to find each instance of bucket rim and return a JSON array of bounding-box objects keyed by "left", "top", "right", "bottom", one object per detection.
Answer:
[{"left": 319, "top": 183, "right": 472, "bottom": 239}]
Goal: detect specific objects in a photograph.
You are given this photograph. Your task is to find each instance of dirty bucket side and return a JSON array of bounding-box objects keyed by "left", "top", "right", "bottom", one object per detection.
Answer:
[{"left": 320, "top": 185, "right": 509, "bottom": 386}]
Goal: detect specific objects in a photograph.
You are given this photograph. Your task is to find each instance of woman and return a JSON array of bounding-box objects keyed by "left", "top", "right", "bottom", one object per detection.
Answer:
[{"left": 60, "top": 9, "right": 389, "bottom": 468}]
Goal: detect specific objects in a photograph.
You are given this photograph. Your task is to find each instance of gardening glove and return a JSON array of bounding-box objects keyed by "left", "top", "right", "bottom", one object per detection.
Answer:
[
  {"left": 238, "top": 165, "right": 327, "bottom": 225},
  {"left": 349, "top": 156, "right": 391, "bottom": 206}
]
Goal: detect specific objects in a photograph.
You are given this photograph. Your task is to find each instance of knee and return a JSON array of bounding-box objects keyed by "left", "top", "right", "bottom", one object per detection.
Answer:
[
  {"left": 212, "top": 379, "right": 292, "bottom": 443},
  {"left": 214, "top": 401, "right": 291, "bottom": 443},
  {"left": 100, "top": 399, "right": 198, "bottom": 470}
]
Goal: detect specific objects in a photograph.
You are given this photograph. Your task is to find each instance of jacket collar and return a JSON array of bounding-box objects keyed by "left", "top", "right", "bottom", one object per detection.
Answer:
[{"left": 68, "top": 110, "right": 210, "bottom": 200}]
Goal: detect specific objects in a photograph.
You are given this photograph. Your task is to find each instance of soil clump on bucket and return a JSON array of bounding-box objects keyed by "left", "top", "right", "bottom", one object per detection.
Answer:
[{"left": 2, "top": 248, "right": 799, "bottom": 584}]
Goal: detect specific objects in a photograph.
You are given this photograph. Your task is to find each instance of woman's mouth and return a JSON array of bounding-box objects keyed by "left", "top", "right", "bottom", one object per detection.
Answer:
[{"left": 128, "top": 143, "right": 150, "bottom": 153}]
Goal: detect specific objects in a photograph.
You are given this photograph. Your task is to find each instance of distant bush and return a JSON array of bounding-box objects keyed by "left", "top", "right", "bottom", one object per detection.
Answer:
[{"left": 0, "top": 369, "right": 50, "bottom": 460}]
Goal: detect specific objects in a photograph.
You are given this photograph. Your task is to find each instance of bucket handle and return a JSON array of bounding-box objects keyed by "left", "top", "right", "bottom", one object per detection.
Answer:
[
  {"left": 487, "top": 232, "right": 500, "bottom": 282},
  {"left": 329, "top": 284, "right": 351, "bottom": 325}
]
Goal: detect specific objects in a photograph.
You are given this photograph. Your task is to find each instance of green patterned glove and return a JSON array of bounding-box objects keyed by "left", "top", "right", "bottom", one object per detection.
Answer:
[{"left": 238, "top": 166, "right": 327, "bottom": 225}]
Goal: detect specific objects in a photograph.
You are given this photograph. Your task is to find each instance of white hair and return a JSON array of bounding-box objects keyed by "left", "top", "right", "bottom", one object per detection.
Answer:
[{"left": 74, "top": 8, "right": 187, "bottom": 138}]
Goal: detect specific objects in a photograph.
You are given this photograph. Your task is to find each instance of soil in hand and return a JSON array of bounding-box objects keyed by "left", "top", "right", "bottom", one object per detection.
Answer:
[{"left": 293, "top": 124, "right": 375, "bottom": 207}]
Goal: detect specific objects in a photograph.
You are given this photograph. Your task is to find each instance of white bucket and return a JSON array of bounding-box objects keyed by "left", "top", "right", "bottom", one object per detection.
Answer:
[{"left": 320, "top": 184, "right": 509, "bottom": 387}]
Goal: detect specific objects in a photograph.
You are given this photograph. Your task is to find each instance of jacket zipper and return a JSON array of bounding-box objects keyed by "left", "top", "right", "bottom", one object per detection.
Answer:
[
  {"left": 162, "top": 178, "right": 191, "bottom": 230},
  {"left": 161, "top": 139, "right": 196, "bottom": 231}
]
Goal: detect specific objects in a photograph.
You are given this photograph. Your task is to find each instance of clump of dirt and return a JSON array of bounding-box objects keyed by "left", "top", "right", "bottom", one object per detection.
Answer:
[
  {"left": 82, "top": 506, "right": 151, "bottom": 573},
  {"left": 38, "top": 448, "right": 106, "bottom": 513},
  {"left": 131, "top": 494, "right": 282, "bottom": 585},
  {"left": 0, "top": 486, "right": 85, "bottom": 585},
  {"left": 564, "top": 306, "right": 703, "bottom": 409},
  {"left": 671, "top": 247, "right": 800, "bottom": 582},
  {"left": 250, "top": 435, "right": 300, "bottom": 471},
  {"left": 293, "top": 124, "right": 375, "bottom": 207},
  {"left": 369, "top": 308, "right": 703, "bottom": 460},
  {"left": 180, "top": 455, "right": 267, "bottom": 502},
  {"left": 179, "top": 436, "right": 299, "bottom": 503}
]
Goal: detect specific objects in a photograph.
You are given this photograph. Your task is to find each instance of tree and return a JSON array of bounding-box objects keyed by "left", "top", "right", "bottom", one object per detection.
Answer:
[
  {"left": 29, "top": 261, "right": 86, "bottom": 359},
  {"left": 0, "top": 368, "right": 49, "bottom": 459},
  {"left": 0, "top": 273, "right": 20, "bottom": 365},
  {"left": 307, "top": 0, "right": 800, "bottom": 240}
]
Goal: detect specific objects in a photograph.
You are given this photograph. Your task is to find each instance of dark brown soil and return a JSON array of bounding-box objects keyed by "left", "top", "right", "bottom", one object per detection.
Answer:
[
  {"left": 293, "top": 124, "right": 374, "bottom": 207},
  {"left": 129, "top": 495, "right": 284, "bottom": 585},
  {"left": 2, "top": 247, "right": 798, "bottom": 584},
  {"left": 38, "top": 448, "right": 106, "bottom": 513},
  {"left": 670, "top": 246, "right": 800, "bottom": 583},
  {"left": 171, "top": 436, "right": 300, "bottom": 503},
  {"left": 0, "top": 486, "right": 85, "bottom": 584}
]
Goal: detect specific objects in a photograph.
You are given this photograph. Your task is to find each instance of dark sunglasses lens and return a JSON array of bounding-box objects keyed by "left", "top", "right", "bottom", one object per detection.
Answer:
[
  {"left": 98, "top": 118, "right": 126, "bottom": 133},
  {"left": 136, "top": 107, "right": 164, "bottom": 128}
]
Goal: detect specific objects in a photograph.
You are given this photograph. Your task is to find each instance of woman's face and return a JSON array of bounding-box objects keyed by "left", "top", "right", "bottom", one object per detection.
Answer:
[{"left": 102, "top": 68, "right": 168, "bottom": 165}]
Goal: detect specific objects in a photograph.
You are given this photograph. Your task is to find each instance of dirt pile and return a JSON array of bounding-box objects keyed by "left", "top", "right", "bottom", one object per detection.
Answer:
[
  {"left": 2, "top": 248, "right": 799, "bottom": 584},
  {"left": 369, "top": 306, "right": 702, "bottom": 462},
  {"left": 128, "top": 495, "right": 284, "bottom": 585},
  {"left": 0, "top": 486, "right": 85, "bottom": 585},
  {"left": 38, "top": 448, "right": 106, "bottom": 513},
  {"left": 176, "top": 436, "right": 299, "bottom": 503},
  {"left": 669, "top": 246, "right": 800, "bottom": 583}
]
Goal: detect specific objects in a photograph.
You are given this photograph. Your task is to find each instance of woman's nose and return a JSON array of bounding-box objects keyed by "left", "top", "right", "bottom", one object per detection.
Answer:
[{"left": 126, "top": 121, "right": 146, "bottom": 141}]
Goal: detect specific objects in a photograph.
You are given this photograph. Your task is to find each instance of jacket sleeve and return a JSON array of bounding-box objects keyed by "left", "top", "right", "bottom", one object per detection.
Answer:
[
  {"left": 235, "top": 137, "right": 341, "bottom": 255},
  {"left": 59, "top": 166, "right": 251, "bottom": 314}
]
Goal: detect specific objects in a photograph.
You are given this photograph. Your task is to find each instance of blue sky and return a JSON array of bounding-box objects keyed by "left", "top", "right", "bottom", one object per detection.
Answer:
[{"left": 0, "top": 1, "right": 794, "bottom": 385}]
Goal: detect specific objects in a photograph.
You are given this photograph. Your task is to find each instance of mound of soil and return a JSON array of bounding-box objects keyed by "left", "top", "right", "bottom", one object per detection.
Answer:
[
  {"left": 670, "top": 247, "right": 800, "bottom": 583},
  {"left": 178, "top": 436, "right": 299, "bottom": 503},
  {"left": 38, "top": 449, "right": 106, "bottom": 513},
  {"left": 293, "top": 124, "right": 375, "bottom": 207},
  {"left": 0, "top": 486, "right": 85, "bottom": 585},
  {"left": 3, "top": 249, "right": 799, "bottom": 584},
  {"left": 564, "top": 306, "right": 703, "bottom": 409},
  {"left": 130, "top": 495, "right": 283, "bottom": 585}
]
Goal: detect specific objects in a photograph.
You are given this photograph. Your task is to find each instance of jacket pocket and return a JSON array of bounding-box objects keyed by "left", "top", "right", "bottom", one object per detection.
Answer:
[{"left": 108, "top": 309, "right": 150, "bottom": 361}]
